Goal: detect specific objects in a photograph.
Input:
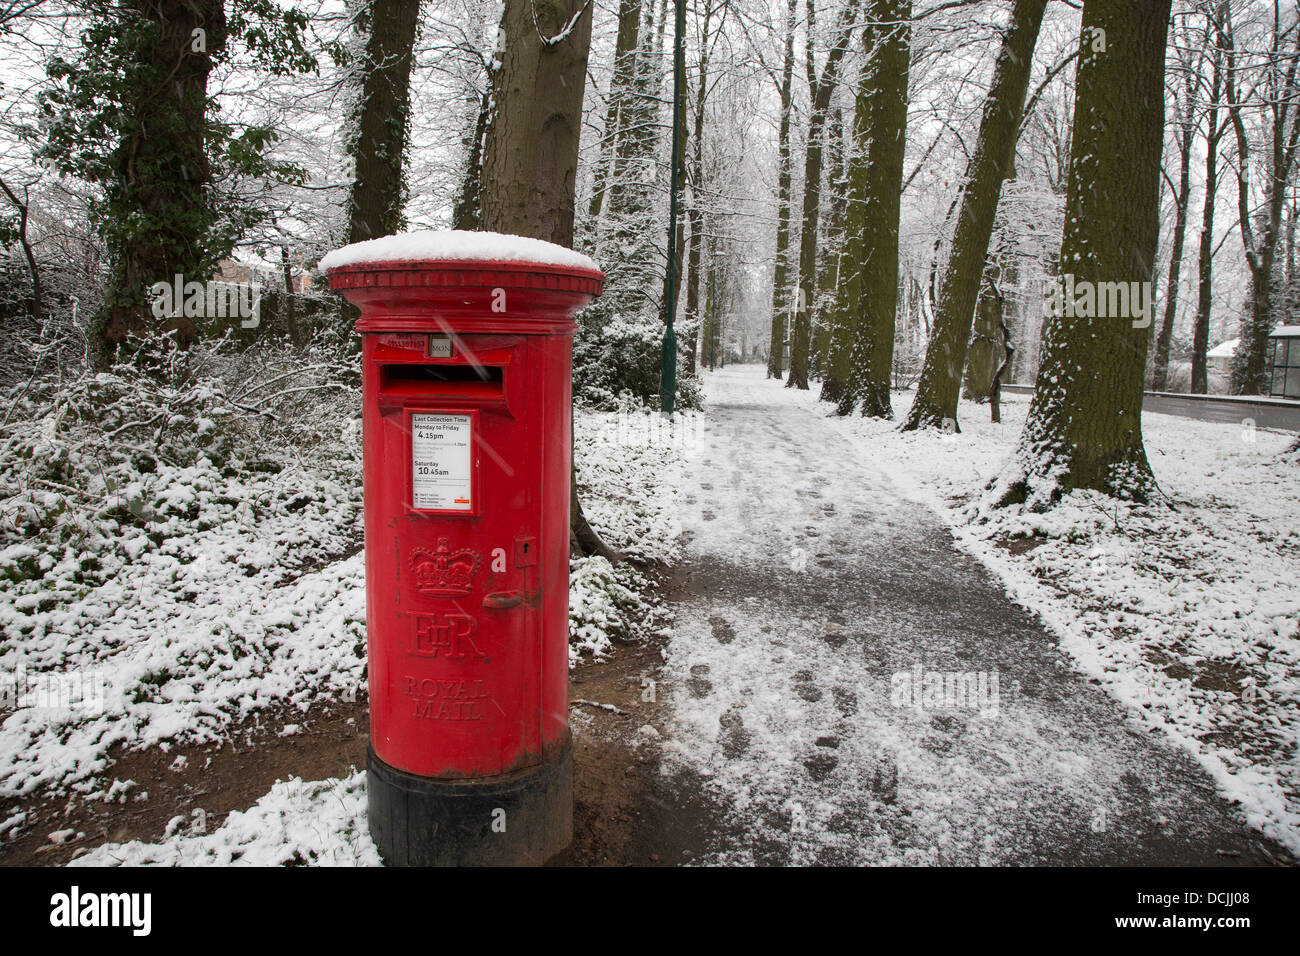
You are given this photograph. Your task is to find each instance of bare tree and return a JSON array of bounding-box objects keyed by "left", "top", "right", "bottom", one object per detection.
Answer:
[
  {"left": 1223, "top": 0, "right": 1300, "bottom": 394},
  {"left": 786, "top": 0, "right": 861, "bottom": 390},
  {"left": 902, "top": 0, "right": 1048, "bottom": 431}
]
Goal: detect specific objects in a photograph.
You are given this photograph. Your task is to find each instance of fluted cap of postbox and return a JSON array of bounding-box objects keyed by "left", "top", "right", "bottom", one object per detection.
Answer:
[{"left": 322, "top": 230, "right": 604, "bottom": 335}]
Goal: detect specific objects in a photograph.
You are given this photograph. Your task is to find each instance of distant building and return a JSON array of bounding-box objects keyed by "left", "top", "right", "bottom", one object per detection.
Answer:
[
  {"left": 1265, "top": 325, "right": 1300, "bottom": 399},
  {"left": 1205, "top": 337, "right": 1237, "bottom": 394},
  {"left": 1205, "top": 326, "right": 1300, "bottom": 399}
]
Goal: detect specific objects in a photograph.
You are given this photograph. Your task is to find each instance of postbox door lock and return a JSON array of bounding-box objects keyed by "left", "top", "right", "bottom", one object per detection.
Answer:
[{"left": 514, "top": 536, "right": 538, "bottom": 568}]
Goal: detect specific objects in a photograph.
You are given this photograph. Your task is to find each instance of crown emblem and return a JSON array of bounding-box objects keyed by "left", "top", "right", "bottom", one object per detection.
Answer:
[{"left": 410, "top": 539, "right": 481, "bottom": 597}]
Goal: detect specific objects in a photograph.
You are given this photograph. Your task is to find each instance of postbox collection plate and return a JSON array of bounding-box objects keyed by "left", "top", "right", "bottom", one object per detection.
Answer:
[{"left": 407, "top": 408, "right": 479, "bottom": 515}]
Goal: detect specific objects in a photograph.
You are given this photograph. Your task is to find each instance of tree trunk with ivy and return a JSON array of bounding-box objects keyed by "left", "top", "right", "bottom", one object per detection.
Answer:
[
  {"left": 480, "top": 0, "right": 615, "bottom": 560},
  {"left": 97, "top": 0, "right": 227, "bottom": 357},
  {"left": 821, "top": 19, "right": 874, "bottom": 407},
  {"left": 985, "top": 0, "right": 1171, "bottom": 511},
  {"left": 902, "top": 0, "right": 1047, "bottom": 431},
  {"left": 812, "top": 107, "right": 846, "bottom": 393}
]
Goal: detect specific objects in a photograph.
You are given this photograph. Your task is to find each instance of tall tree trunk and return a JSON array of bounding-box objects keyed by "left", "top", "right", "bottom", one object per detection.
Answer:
[
  {"left": 703, "top": 238, "right": 718, "bottom": 368},
  {"left": 481, "top": 0, "right": 592, "bottom": 246},
  {"left": 813, "top": 107, "right": 846, "bottom": 392},
  {"left": 822, "top": 17, "right": 875, "bottom": 406},
  {"left": 452, "top": 87, "right": 491, "bottom": 231},
  {"left": 902, "top": 0, "right": 1047, "bottom": 431},
  {"left": 988, "top": 0, "right": 1172, "bottom": 510},
  {"left": 587, "top": 0, "right": 643, "bottom": 223},
  {"left": 345, "top": 0, "right": 422, "bottom": 244},
  {"left": 683, "top": 1, "right": 718, "bottom": 379},
  {"left": 1151, "top": 53, "right": 1197, "bottom": 391},
  {"left": 786, "top": 0, "right": 860, "bottom": 390},
  {"left": 766, "top": 0, "right": 798, "bottom": 379},
  {"left": 100, "top": 0, "right": 227, "bottom": 356},
  {"left": 1191, "top": 22, "right": 1224, "bottom": 395},
  {"left": 837, "top": 0, "right": 911, "bottom": 418},
  {"left": 480, "top": 0, "right": 614, "bottom": 561}
]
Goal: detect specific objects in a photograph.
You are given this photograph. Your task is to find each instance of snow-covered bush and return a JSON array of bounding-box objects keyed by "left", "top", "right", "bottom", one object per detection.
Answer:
[
  {"left": 0, "top": 334, "right": 359, "bottom": 565},
  {"left": 568, "top": 555, "right": 657, "bottom": 663},
  {"left": 0, "top": 332, "right": 366, "bottom": 798},
  {"left": 573, "top": 309, "right": 703, "bottom": 412}
]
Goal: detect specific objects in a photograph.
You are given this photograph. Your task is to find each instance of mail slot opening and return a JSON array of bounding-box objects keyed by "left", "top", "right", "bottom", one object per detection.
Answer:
[
  {"left": 383, "top": 364, "right": 502, "bottom": 386},
  {"left": 380, "top": 363, "right": 504, "bottom": 399}
]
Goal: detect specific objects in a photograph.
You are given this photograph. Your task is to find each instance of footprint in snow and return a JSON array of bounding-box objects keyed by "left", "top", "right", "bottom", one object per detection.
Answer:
[
  {"left": 792, "top": 669, "right": 823, "bottom": 703},
  {"left": 870, "top": 753, "right": 899, "bottom": 804},
  {"left": 930, "top": 713, "right": 965, "bottom": 735},
  {"left": 718, "top": 706, "right": 751, "bottom": 758},
  {"left": 709, "top": 616, "right": 736, "bottom": 644},
  {"left": 804, "top": 751, "right": 839, "bottom": 782},
  {"left": 687, "top": 676, "right": 713, "bottom": 699},
  {"left": 833, "top": 686, "right": 858, "bottom": 716}
]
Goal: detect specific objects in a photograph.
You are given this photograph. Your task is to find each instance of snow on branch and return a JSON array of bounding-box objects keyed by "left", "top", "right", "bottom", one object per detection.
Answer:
[{"left": 531, "top": 0, "right": 591, "bottom": 48}]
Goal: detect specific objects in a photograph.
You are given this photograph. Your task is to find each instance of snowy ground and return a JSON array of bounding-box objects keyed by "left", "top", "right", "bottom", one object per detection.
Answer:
[
  {"left": 567, "top": 406, "right": 685, "bottom": 661},
  {"left": 8, "top": 361, "right": 1294, "bottom": 865},
  {"left": 0, "top": 399, "right": 681, "bottom": 863},
  {"left": 660, "top": 365, "right": 1298, "bottom": 861},
  {"left": 70, "top": 772, "right": 379, "bottom": 866}
]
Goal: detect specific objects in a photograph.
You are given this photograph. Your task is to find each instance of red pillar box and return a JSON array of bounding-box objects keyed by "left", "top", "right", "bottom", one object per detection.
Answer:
[{"left": 322, "top": 231, "right": 603, "bottom": 866}]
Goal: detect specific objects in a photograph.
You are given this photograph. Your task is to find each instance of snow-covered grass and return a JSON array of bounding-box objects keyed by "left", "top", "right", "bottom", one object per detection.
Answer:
[
  {"left": 71, "top": 772, "right": 380, "bottom": 866},
  {"left": 783, "top": 383, "right": 1300, "bottom": 853}
]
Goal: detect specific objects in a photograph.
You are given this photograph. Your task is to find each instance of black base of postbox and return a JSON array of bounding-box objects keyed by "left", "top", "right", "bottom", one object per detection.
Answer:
[{"left": 367, "top": 743, "right": 573, "bottom": 866}]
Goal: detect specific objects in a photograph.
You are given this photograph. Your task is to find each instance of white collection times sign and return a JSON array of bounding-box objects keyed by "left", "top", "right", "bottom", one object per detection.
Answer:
[{"left": 411, "top": 413, "right": 473, "bottom": 511}]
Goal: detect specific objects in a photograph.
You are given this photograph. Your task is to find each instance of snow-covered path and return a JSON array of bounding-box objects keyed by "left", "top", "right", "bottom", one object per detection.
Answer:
[{"left": 662, "top": 365, "right": 1285, "bottom": 865}]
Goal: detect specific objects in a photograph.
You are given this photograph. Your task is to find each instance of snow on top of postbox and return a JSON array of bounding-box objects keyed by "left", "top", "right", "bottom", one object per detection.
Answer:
[{"left": 319, "top": 230, "right": 600, "bottom": 274}]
